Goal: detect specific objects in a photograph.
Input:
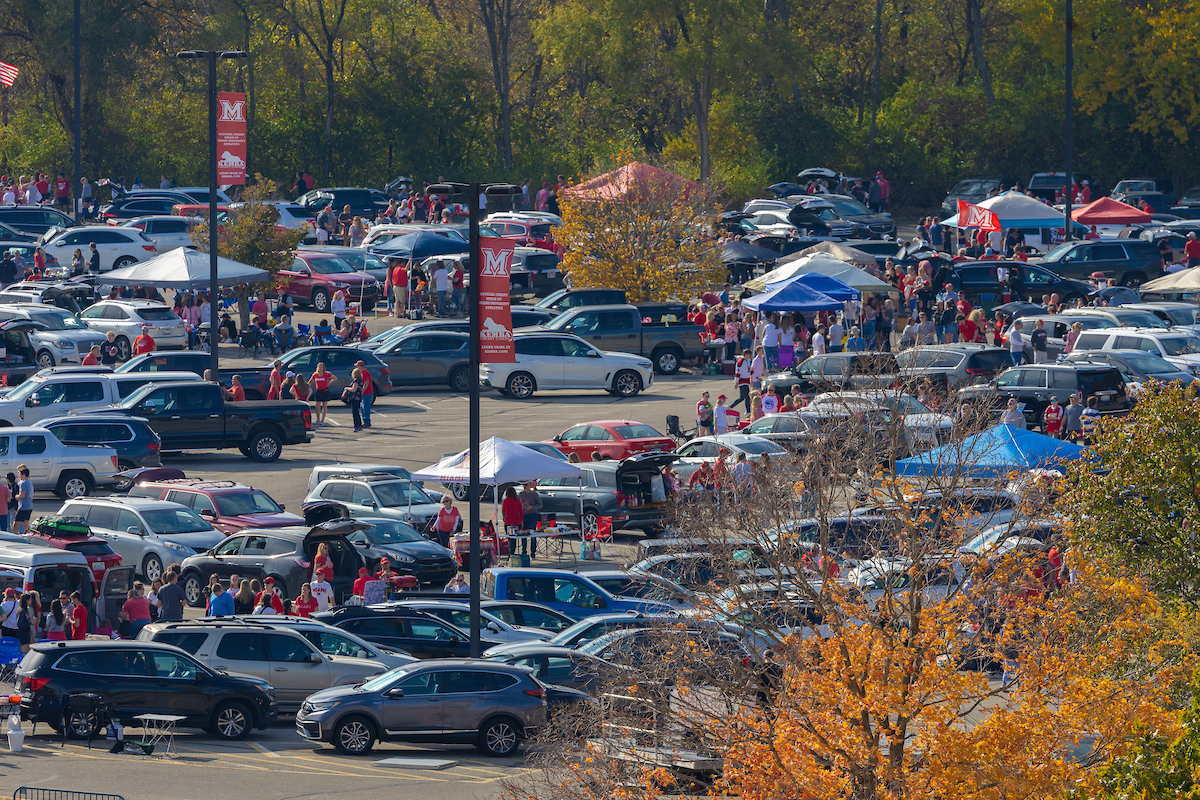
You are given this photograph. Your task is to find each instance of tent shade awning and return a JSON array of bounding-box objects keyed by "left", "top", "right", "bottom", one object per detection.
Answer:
[
  {"left": 943, "top": 190, "right": 1087, "bottom": 229},
  {"left": 746, "top": 252, "right": 894, "bottom": 293},
  {"left": 895, "top": 424, "right": 1087, "bottom": 479},
  {"left": 560, "top": 162, "right": 699, "bottom": 203},
  {"left": 98, "top": 247, "right": 268, "bottom": 289},
  {"left": 1070, "top": 196, "right": 1153, "bottom": 225},
  {"left": 742, "top": 281, "right": 842, "bottom": 313},
  {"left": 410, "top": 436, "right": 582, "bottom": 486},
  {"left": 375, "top": 231, "right": 471, "bottom": 260}
]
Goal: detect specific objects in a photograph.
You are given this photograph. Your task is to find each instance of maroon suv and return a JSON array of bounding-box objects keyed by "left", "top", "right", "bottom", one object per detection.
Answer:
[
  {"left": 127, "top": 479, "right": 304, "bottom": 536},
  {"left": 276, "top": 252, "right": 381, "bottom": 314}
]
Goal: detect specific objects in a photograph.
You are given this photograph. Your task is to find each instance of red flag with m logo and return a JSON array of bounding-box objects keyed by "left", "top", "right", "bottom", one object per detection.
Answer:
[
  {"left": 478, "top": 237, "right": 516, "bottom": 362},
  {"left": 957, "top": 199, "right": 1000, "bottom": 231}
]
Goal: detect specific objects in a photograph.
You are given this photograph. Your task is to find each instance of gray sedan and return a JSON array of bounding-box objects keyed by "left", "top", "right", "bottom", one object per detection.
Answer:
[{"left": 372, "top": 331, "right": 472, "bottom": 391}]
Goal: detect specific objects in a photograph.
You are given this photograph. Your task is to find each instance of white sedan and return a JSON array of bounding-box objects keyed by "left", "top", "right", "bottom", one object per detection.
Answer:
[
  {"left": 672, "top": 433, "right": 789, "bottom": 482},
  {"left": 481, "top": 332, "right": 653, "bottom": 399}
]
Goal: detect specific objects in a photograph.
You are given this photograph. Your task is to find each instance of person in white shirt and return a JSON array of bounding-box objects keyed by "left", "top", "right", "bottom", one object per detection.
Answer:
[
  {"left": 1009, "top": 319, "right": 1025, "bottom": 365},
  {"left": 1, "top": 187, "right": 14, "bottom": 205},
  {"left": 713, "top": 395, "right": 729, "bottom": 433},
  {"left": 762, "top": 316, "right": 780, "bottom": 368},
  {"left": 309, "top": 569, "right": 334, "bottom": 612},
  {"left": 760, "top": 384, "right": 780, "bottom": 414},
  {"left": 23, "top": 184, "right": 40, "bottom": 205},
  {"left": 812, "top": 325, "right": 828, "bottom": 355},
  {"left": 828, "top": 317, "right": 844, "bottom": 353},
  {"left": 432, "top": 263, "right": 450, "bottom": 316},
  {"left": 750, "top": 346, "right": 766, "bottom": 389},
  {"left": 987, "top": 229, "right": 1003, "bottom": 252}
]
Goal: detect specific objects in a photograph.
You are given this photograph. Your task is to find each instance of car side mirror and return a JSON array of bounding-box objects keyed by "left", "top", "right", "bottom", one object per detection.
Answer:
[
  {"left": 593, "top": 597, "right": 604, "bottom": 608},
  {"left": 199, "top": 509, "right": 215, "bottom": 518},
  {"left": 126, "top": 526, "right": 141, "bottom": 536},
  {"left": 357, "top": 649, "right": 369, "bottom": 659},
  {"left": 387, "top": 688, "right": 404, "bottom": 698},
  {"left": 355, "top": 540, "right": 368, "bottom": 547},
  {"left": 486, "top": 621, "right": 500, "bottom": 633},
  {"left": 140, "top": 401, "right": 157, "bottom": 415},
  {"left": 553, "top": 435, "right": 562, "bottom": 442},
  {"left": 310, "top": 653, "right": 324, "bottom": 664}
]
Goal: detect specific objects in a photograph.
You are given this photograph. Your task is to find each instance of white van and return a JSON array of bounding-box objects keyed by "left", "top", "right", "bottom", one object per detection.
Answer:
[
  {"left": 0, "top": 370, "right": 201, "bottom": 426},
  {"left": 0, "top": 541, "right": 134, "bottom": 632}
]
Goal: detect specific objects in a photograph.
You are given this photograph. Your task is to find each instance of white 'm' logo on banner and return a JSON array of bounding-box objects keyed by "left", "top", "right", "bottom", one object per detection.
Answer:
[
  {"left": 218, "top": 99, "right": 246, "bottom": 122},
  {"left": 481, "top": 248, "right": 512, "bottom": 278}
]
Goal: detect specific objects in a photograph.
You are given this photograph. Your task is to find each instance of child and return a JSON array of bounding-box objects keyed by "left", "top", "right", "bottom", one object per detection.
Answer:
[
  {"left": 1042, "top": 397, "right": 1064, "bottom": 438},
  {"left": 696, "top": 391, "right": 714, "bottom": 436},
  {"left": 713, "top": 394, "right": 729, "bottom": 434}
]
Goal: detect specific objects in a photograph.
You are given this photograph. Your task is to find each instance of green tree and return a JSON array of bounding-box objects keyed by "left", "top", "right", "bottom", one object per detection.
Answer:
[{"left": 191, "top": 176, "right": 306, "bottom": 327}]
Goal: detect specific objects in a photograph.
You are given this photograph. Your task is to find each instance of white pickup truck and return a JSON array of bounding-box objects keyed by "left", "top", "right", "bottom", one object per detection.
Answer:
[
  {"left": 0, "top": 426, "right": 119, "bottom": 499},
  {"left": 0, "top": 369, "right": 201, "bottom": 426}
]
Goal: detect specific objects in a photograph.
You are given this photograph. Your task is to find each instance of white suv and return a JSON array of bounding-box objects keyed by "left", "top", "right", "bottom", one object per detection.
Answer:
[
  {"left": 40, "top": 225, "right": 157, "bottom": 272},
  {"left": 0, "top": 303, "right": 108, "bottom": 367},
  {"left": 78, "top": 300, "right": 187, "bottom": 357},
  {"left": 118, "top": 216, "right": 196, "bottom": 251},
  {"left": 1071, "top": 327, "right": 1200, "bottom": 374},
  {"left": 481, "top": 332, "right": 653, "bottom": 399}
]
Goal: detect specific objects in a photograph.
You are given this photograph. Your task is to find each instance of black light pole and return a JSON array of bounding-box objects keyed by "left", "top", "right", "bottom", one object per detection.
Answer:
[
  {"left": 176, "top": 49, "right": 247, "bottom": 381},
  {"left": 1063, "top": 0, "right": 1074, "bottom": 242},
  {"left": 427, "top": 181, "right": 519, "bottom": 657},
  {"left": 73, "top": 0, "right": 81, "bottom": 223}
]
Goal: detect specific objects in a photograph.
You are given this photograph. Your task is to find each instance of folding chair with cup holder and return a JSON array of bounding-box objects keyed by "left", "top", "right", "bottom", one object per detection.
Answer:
[{"left": 0, "top": 636, "right": 21, "bottom": 686}]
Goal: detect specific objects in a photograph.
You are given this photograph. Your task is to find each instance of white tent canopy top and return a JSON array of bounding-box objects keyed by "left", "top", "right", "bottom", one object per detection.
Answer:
[
  {"left": 941, "top": 190, "right": 1087, "bottom": 229},
  {"left": 410, "top": 436, "right": 582, "bottom": 486},
  {"left": 745, "top": 252, "right": 895, "bottom": 293},
  {"left": 99, "top": 247, "right": 269, "bottom": 289}
]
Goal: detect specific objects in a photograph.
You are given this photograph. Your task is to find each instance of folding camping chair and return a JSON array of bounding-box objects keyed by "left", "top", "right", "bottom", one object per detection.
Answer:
[{"left": 580, "top": 516, "right": 613, "bottom": 560}]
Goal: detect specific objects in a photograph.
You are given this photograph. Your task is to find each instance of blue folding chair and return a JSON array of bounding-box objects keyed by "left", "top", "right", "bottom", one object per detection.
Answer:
[{"left": 0, "top": 636, "right": 22, "bottom": 686}]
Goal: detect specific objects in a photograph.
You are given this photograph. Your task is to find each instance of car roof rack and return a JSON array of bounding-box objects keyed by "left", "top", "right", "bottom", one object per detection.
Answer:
[
  {"left": 325, "top": 472, "right": 409, "bottom": 483},
  {"left": 159, "top": 617, "right": 284, "bottom": 630},
  {"left": 142, "top": 479, "right": 246, "bottom": 489}
]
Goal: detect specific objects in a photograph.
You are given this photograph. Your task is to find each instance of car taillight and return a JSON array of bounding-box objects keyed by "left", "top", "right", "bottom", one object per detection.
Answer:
[
  {"left": 148, "top": 442, "right": 160, "bottom": 450},
  {"left": 142, "top": 245, "right": 156, "bottom": 251},
  {"left": 966, "top": 367, "right": 989, "bottom": 375},
  {"left": 111, "top": 456, "right": 119, "bottom": 469},
  {"left": 302, "top": 409, "right": 313, "bottom": 429},
  {"left": 296, "top": 558, "right": 311, "bottom": 569},
  {"left": 614, "top": 491, "right": 626, "bottom": 507},
  {"left": 22, "top": 677, "right": 48, "bottom": 691},
  {"left": 378, "top": 366, "right": 389, "bottom": 375},
  {"left": 523, "top": 686, "right": 544, "bottom": 699}
]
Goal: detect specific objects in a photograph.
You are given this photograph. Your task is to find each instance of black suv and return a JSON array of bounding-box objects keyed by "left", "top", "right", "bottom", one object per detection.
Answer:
[
  {"left": 536, "top": 453, "right": 679, "bottom": 533},
  {"left": 1034, "top": 239, "right": 1163, "bottom": 287},
  {"left": 36, "top": 414, "right": 162, "bottom": 475},
  {"left": 300, "top": 187, "right": 378, "bottom": 221},
  {"left": 764, "top": 352, "right": 900, "bottom": 395},
  {"left": 0, "top": 206, "right": 76, "bottom": 236},
  {"left": 115, "top": 351, "right": 211, "bottom": 376},
  {"left": 957, "top": 364, "right": 1130, "bottom": 429},
  {"left": 178, "top": 518, "right": 367, "bottom": 606},
  {"left": 97, "top": 195, "right": 181, "bottom": 221},
  {"left": 896, "top": 344, "right": 1013, "bottom": 391},
  {"left": 528, "top": 288, "right": 626, "bottom": 313},
  {"left": 16, "top": 640, "right": 278, "bottom": 740},
  {"left": 313, "top": 605, "right": 502, "bottom": 658},
  {"left": 937, "top": 261, "right": 1093, "bottom": 309}
]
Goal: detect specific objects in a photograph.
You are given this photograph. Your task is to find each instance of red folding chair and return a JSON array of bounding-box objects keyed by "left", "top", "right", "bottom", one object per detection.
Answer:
[{"left": 581, "top": 516, "right": 613, "bottom": 559}]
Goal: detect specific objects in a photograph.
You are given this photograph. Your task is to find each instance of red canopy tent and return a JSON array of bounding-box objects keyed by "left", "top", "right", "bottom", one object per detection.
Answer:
[
  {"left": 1071, "top": 196, "right": 1152, "bottom": 225},
  {"left": 560, "top": 161, "right": 699, "bottom": 202}
]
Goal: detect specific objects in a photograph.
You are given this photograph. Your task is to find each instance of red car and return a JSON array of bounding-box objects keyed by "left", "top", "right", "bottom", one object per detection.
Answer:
[
  {"left": 26, "top": 517, "right": 122, "bottom": 585},
  {"left": 127, "top": 479, "right": 304, "bottom": 536},
  {"left": 547, "top": 420, "right": 676, "bottom": 461},
  {"left": 276, "top": 251, "right": 381, "bottom": 314}
]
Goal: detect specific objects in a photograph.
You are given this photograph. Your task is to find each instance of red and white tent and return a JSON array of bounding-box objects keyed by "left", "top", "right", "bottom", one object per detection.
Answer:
[{"left": 1070, "top": 196, "right": 1152, "bottom": 225}]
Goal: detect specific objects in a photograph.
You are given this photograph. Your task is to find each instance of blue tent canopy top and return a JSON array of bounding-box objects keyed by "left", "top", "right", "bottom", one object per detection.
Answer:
[
  {"left": 784, "top": 273, "right": 860, "bottom": 302},
  {"left": 895, "top": 424, "right": 1088, "bottom": 479},
  {"left": 741, "top": 280, "right": 843, "bottom": 313}
]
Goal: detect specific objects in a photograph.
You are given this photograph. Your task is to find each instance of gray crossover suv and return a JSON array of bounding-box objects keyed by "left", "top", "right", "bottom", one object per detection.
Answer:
[{"left": 296, "top": 659, "right": 547, "bottom": 755}]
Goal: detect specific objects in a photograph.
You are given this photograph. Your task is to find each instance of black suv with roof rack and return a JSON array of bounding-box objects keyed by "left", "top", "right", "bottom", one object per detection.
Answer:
[
  {"left": 957, "top": 363, "right": 1130, "bottom": 429},
  {"left": 895, "top": 344, "right": 1013, "bottom": 391}
]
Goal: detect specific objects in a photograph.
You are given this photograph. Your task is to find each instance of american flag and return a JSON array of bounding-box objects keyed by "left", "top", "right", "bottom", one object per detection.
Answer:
[{"left": 0, "top": 61, "right": 18, "bottom": 87}]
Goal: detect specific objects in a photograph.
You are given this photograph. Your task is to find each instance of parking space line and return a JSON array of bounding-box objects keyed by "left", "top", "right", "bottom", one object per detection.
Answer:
[
  {"left": 412, "top": 401, "right": 431, "bottom": 410},
  {"left": 249, "top": 741, "right": 280, "bottom": 757}
]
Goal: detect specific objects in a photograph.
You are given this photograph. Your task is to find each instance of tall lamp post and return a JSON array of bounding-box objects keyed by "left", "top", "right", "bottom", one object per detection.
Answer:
[
  {"left": 1063, "top": 0, "right": 1074, "bottom": 242},
  {"left": 73, "top": 0, "right": 81, "bottom": 223},
  {"left": 176, "top": 49, "right": 247, "bottom": 381},
  {"left": 426, "top": 181, "right": 520, "bottom": 657}
]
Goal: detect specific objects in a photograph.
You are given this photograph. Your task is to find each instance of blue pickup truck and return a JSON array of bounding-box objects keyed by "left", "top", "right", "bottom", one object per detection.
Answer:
[{"left": 479, "top": 568, "right": 674, "bottom": 621}]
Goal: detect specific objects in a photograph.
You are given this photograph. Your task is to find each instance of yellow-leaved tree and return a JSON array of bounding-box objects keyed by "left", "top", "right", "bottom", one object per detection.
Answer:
[{"left": 556, "top": 160, "right": 725, "bottom": 302}]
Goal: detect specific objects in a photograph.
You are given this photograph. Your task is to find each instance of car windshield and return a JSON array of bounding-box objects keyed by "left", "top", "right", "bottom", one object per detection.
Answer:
[
  {"left": 28, "top": 310, "right": 86, "bottom": 330},
  {"left": 137, "top": 308, "right": 180, "bottom": 322},
  {"left": 4, "top": 379, "right": 41, "bottom": 402},
  {"left": 1158, "top": 336, "right": 1200, "bottom": 356},
  {"left": 613, "top": 424, "right": 664, "bottom": 439},
  {"left": 1029, "top": 174, "right": 1066, "bottom": 189},
  {"left": 828, "top": 198, "right": 873, "bottom": 216},
  {"left": 141, "top": 508, "right": 214, "bottom": 534},
  {"left": 373, "top": 481, "right": 434, "bottom": 507},
  {"left": 366, "top": 520, "right": 426, "bottom": 544},
  {"left": 535, "top": 290, "right": 568, "bottom": 309},
  {"left": 1041, "top": 243, "right": 1073, "bottom": 261},
  {"left": 307, "top": 257, "right": 355, "bottom": 275},
  {"left": 1161, "top": 307, "right": 1200, "bottom": 325},
  {"left": 735, "top": 440, "right": 787, "bottom": 455},
  {"left": 1123, "top": 352, "right": 1179, "bottom": 374},
  {"left": 215, "top": 491, "right": 284, "bottom": 517},
  {"left": 281, "top": 205, "right": 315, "bottom": 219},
  {"left": 359, "top": 664, "right": 417, "bottom": 692},
  {"left": 521, "top": 442, "right": 568, "bottom": 460}
]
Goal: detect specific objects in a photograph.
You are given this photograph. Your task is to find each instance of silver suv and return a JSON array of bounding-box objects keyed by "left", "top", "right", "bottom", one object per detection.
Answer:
[
  {"left": 296, "top": 659, "right": 547, "bottom": 755},
  {"left": 138, "top": 618, "right": 384, "bottom": 712}
]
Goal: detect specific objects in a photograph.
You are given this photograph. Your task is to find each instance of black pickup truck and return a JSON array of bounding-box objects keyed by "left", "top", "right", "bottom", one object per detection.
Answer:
[{"left": 97, "top": 380, "right": 312, "bottom": 462}]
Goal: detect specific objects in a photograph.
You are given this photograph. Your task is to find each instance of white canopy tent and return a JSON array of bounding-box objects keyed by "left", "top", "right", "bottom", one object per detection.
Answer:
[
  {"left": 1140, "top": 266, "right": 1200, "bottom": 294},
  {"left": 99, "top": 247, "right": 268, "bottom": 289},
  {"left": 745, "top": 252, "right": 894, "bottom": 293},
  {"left": 941, "top": 190, "right": 1087, "bottom": 230}
]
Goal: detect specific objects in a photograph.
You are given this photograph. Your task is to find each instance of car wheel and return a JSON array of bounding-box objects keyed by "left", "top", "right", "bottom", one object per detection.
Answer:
[
  {"left": 55, "top": 471, "right": 93, "bottom": 500},
  {"left": 112, "top": 460, "right": 137, "bottom": 492},
  {"left": 141, "top": 553, "right": 164, "bottom": 583},
  {"left": 211, "top": 701, "right": 252, "bottom": 740},
  {"left": 112, "top": 256, "right": 137, "bottom": 270},
  {"left": 333, "top": 715, "right": 376, "bottom": 755},
  {"left": 247, "top": 429, "right": 283, "bottom": 462},
  {"left": 65, "top": 710, "right": 101, "bottom": 739},
  {"left": 238, "top": 446, "right": 252, "bottom": 458},
  {"left": 35, "top": 349, "right": 55, "bottom": 368},
  {"left": 505, "top": 372, "right": 535, "bottom": 399},
  {"left": 183, "top": 572, "right": 205, "bottom": 608},
  {"left": 478, "top": 717, "right": 520, "bottom": 756},
  {"left": 580, "top": 509, "right": 598, "bottom": 534},
  {"left": 651, "top": 347, "right": 681, "bottom": 375},
  {"left": 1120, "top": 273, "right": 1146, "bottom": 288},
  {"left": 312, "top": 288, "right": 331, "bottom": 312},
  {"left": 449, "top": 366, "right": 473, "bottom": 393},
  {"left": 114, "top": 336, "right": 132, "bottom": 361},
  {"left": 613, "top": 370, "right": 642, "bottom": 397},
  {"left": 451, "top": 483, "right": 469, "bottom": 501}
]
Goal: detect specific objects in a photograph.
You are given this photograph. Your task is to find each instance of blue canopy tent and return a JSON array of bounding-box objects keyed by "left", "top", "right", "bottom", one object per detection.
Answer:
[
  {"left": 741, "top": 281, "right": 842, "bottom": 313},
  {"left": 895, "top": 424, "right": 1088, "bottom": 479},
  {"left": 375, "top": 230, "right": 471, "bottom": 260},
  {"left": 785, "top": 273, "right": 860, "bottom": 302}
]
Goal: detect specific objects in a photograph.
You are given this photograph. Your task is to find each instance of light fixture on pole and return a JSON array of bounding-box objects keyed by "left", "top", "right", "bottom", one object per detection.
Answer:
[
  {"left": 426, "top": 180, "right": 520, "bottom": 658},
  {"left": 176, "top": 49, "right": 247, "bottom": 381}
]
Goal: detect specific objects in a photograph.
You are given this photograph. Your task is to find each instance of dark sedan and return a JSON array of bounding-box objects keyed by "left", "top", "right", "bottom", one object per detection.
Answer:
[
  {"left": 822, "top": 194, "right": 897, "bottom": 237},
  {"left": 371, "top": 331, "right": 471, "bottom": 391},
  {"left": 98, "top": 195, "right": 182, "bottom": 221},
  {"left": 235, "top": 346, "right": 392, "bottom": 399},
  {"left": 344, "top": 517, "right": 459, "bottom": 585}
]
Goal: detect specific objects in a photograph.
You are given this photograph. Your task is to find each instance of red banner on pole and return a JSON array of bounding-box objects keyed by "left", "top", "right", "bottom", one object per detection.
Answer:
[
  {"left": 478, "top": 237, "right": 516, "bottom": 363},
  {"left": 216, "top": 92, "right": 247, "bottom": 185},
  {"left": 957, "top": 199, "right": 1000, "bottom": 231}
]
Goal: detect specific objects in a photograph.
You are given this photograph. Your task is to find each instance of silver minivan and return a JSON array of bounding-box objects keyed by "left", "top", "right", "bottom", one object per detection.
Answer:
[{"left": 0, "top": 541, "right": 134, "bottom": 631}]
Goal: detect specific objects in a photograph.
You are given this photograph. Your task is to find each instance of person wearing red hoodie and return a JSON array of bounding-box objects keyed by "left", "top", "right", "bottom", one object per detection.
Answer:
[{"left": 253, "top": 577, "right": 285, "bottom": 614}]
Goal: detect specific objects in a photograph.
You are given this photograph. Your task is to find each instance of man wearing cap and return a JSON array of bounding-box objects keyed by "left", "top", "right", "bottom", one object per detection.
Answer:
[
  {"left": 134, "top": 325, "right": 155, "bottom": 355},
  {"left": 254, "top": 577, "right": 286, "bottom": 614},
  {"left": 353, "top": 567, "right": 371, "bottom": 597},
  {"left": 1185, "top": 232, "right": 1200, "bottom": 268},
  {"left": 390, "top": 257, "right": 408, "bottom": 318},
  {"left": 309, "top": 568, "right": 334, "bottom": 612},
  {"left": 376, "top": 558, "right": 398, "bottom": 599},
  {"left": 713, "top": 394, "right": 729, "bottom": 434},
  {"left": 355, "top": 359, "right": 375, "bottom": 427}
]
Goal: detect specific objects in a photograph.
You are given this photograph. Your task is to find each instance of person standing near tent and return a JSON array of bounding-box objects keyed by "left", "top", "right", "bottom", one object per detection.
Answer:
[
  {"left": 1185, "top": 233, "right": 1200, "bottom": 268},
  {"left": 1000, "top": 398, "right": 1026, "bottom": 429},
  {"left": 731, "top": 350, "right": 753, "bottom": 412},
  {"left": 1043, "top": 397, "right": 1064, "bottom": 438}
]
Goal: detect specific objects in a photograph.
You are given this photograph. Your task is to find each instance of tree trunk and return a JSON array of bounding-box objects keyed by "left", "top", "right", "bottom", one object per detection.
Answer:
[
  {"left": 967, "top": 0, "right": 995, "bottom": 107},
  {"left": 867, "top": 0, "right": 883, "bottom": 162},
  {"left": 693, "top": 73, "right": 711, "bottom": 180},
  {"left": 323, "top": 50, "right": 334, "bottom": 181}
]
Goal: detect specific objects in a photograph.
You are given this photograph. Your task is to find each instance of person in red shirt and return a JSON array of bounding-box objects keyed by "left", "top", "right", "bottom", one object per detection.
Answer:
[
  {"left": 225, "top": 375, "right": 246, "bottom": 401},
  {"left": 1140, "top": 200, "right": 1155, "bottom": 214},
  {"left": 1013, "top": 245, "right": 1029, "bottom": 263},
  {"left": 133, "top": 327, "right": 155, "bottom": 355},
  {"left": 294, "top": 584, "right": 318, "bottom": 617},
  {"left": 1185, "top": 232, "right": 1200, "bottom": 267},
  {"left": 267, "top": 360, "right": 283, "bottom": 400},
  {"left": 355, "top": 360, "right": 375, "bottom": 428},
  {"left": 254, "top": 578, "right": 286, "bottom": 614},
  {"left": 352, "top": 567, "right": 370, "bottom": 596},
  {"left": 81, "top": 345, "right": 100, "bottom": 366},
  {"left": 312, "top": 542, "right": 332, "bottom": 578},
  {"left": 1085, "top": 225, "right": 1100, "bottom": 240},
  {"left": 69, "top": 591, "right": 87, "bottom": 639},
  {"left": 501, "top": 486, "right": 525, "bottom": 546},
  {"left": 1043, "top": 397, "right": 1064, "bottom": 438},
  {"left": 951, "top": 247, "right": 970, "bottom": 262},
  {"left": 958, "top": 314, "right": 977, "bottom": 344},
  {"left": 434, "top": 496, "right": 461, "bottom": 548},
  {"left": 389, "top": 257, "right": 407, "bottom": 317},
  {"left": 54, "top": 172, "right": 70, "bottom": 209}
]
